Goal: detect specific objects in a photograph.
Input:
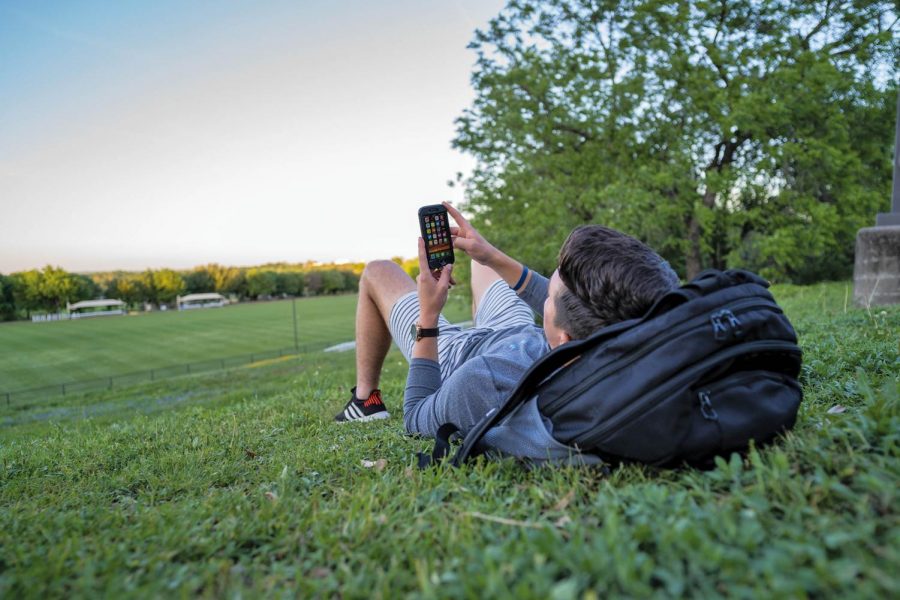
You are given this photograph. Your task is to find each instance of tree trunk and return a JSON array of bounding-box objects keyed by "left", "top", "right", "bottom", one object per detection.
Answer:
[
  {"left": 686, "top": 213, "right": 702, "bottom": 280},
  {"left": 685, "top": 187, "right": 718, "bottom": 280}
]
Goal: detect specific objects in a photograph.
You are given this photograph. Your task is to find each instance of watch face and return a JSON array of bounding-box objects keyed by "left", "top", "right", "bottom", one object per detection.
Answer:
[{"left": 410, "top": 323, "right": 419, "bottom": 341}]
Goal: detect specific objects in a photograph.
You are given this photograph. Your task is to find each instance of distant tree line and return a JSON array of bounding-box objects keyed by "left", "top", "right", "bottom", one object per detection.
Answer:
[{"left": 0, "top": 262, "right": 363, "bottom": 321}]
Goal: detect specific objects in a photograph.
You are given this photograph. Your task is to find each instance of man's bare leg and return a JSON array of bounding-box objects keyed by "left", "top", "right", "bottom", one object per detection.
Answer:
[
  {"left": 470, "top": 260, "right": 504, "bottom": 320},
  {"left": 354, "top": 260, "right": 416, "bottom": 398}
]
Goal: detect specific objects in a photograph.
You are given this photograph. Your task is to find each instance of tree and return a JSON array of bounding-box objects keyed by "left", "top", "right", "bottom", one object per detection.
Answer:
[
  {"left": 72, "top": 274, "right": 99, "bottom": 302},
  {"left": 321, "top": 270, "right": 346, "bottom": 295},
  {"left": 341, "top": 270, "right": 360, "bottom": 293},
  {"left": 454, "top": 0, "right": 897, "bottom": 281},
  {"left": 38, "top": 266, "right": 78, "bottom": 311},
  {"left": 306, "top": 271, "right": 324, "bottom": 296},
  {"left": 107, "top": 275, "right": 145, "bottom": 308},
  {"left": 246, "top": 269, "right": 278, "bottom": 299},
  {"left": 207, "top": 264, "right": 246, "bottom": 297},
  {"left": 0, "top": 274, "right": 16, "bottom": 321},
  {"left": 275, "top": 271, "right": 305, "bottom": 297},
  {"left": 10, "top": 270, "right": 43, "bottom": 314},
  {"left": 138, "top": 270, "right": 158, "bottom": 305},
  {"left": 184, "top": 268, "right": 216, "bottom": 294},
  {"left": 153, "top": 269, "right": 185, "bottom": 305}
]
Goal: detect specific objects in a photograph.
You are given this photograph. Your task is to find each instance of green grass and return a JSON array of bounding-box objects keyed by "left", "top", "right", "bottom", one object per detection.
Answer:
[
  {"left": 0, "top": 294, "right": 470, "bottom": 393},
  {"left": 0, "top": 282, "right": 897, "bottom": 598}
]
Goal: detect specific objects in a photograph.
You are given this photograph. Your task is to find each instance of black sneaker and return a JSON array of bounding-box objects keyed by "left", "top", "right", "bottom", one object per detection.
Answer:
[{"left": 334, "top": 387, "right": 390, "bottom": 422}]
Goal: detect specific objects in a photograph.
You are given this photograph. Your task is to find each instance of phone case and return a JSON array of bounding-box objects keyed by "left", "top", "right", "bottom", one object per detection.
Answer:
[{"left": 418, "top": 204, "right": 455, "bottom": 270}]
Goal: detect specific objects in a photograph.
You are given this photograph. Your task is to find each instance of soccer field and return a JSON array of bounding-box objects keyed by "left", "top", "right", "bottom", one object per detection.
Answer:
[{"left": 0, "top": 295, "right": 470, "bottom": 393}]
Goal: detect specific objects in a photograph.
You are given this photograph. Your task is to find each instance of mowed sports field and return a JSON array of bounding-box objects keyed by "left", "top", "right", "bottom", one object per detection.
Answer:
[{"left": 0, "top": 295, "right": 469, "bottom": 392}]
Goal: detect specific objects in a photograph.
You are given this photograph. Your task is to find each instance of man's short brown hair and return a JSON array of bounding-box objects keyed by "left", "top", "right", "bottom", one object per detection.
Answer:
[{"left": 555, "top": 225, "right": 679, "bottom": 340}]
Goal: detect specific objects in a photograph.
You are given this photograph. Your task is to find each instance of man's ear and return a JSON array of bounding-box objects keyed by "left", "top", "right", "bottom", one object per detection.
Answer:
[{"left": 557, "top": 330, "right": 572, "bottom": 346}]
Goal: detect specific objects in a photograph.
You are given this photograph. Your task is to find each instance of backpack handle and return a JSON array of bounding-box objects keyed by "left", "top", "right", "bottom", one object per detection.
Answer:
[{"left": 643, "top": 269, "right": 769, "bottom": 320}]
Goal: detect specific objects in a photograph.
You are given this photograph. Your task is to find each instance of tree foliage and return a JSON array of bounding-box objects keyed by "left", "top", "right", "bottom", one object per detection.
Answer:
[
  {"left": 454, "top": 0, "right": 897, "bottom": 281},
  {"left": 184, "top": 268, "right": 216, "bottom": 294},
  {"left": 321, "top": 270, "right": 346, "bottom": 295},
  {"left": 152, "top": 269, "right": 186, "bottom": 305},
  {"left": 0, "top": 274, "right": 16, "bottom": 321},
  {"left": 275, "top": 271, "right": 306, "bottom": 297},
  {"left": 246, "top": 269, "right": 278, "bottom": 299}
]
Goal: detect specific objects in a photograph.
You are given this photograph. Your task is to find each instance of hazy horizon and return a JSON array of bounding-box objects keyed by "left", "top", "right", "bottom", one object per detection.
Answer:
[{"left": 0, "top": 0, "right": 505, "bottom": 274}]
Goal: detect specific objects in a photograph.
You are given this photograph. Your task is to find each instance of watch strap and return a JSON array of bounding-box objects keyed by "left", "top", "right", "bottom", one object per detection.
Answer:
[{"left": 415, "top": 325, "right": 440, "bottom": 341}]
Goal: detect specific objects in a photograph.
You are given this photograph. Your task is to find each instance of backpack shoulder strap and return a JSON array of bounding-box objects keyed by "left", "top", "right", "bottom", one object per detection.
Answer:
[
  {"left": 448, "top": 317, "right": 639, "bottom": 466},
  {"left": 416, "top": 423, "right": 460, "bottom": 468}
]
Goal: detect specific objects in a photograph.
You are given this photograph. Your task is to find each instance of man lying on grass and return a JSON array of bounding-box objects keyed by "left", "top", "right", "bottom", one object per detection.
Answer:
[{"left": 334, "top": 202, "right": 679, "bottom": 436}]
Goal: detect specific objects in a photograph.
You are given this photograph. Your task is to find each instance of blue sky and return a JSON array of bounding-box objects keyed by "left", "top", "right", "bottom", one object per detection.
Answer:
[{"left": 0, "top": 0, "right": 505, "bottom": 272}]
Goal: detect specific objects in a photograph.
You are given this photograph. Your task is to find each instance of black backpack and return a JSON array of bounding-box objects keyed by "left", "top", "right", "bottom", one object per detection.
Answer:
[{"left": 424, "top": 269, "right": 803, "bottom": 469}]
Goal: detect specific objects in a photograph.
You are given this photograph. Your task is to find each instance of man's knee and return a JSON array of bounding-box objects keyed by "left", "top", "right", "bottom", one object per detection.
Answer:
[
  {"left": 361, "top": 260, "right": 406, "bottom": 286},
  {"left": 360, "top": 259, "right": 416, "bottom": 314}
]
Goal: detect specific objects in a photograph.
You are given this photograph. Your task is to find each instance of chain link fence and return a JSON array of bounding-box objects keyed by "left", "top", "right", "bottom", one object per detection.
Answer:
[{"left": 2, "top": 342, "right": 330, "bottom": 407}]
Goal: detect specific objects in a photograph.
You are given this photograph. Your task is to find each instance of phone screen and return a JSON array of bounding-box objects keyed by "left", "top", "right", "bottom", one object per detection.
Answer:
[{"left": 419, "top": 207, "right": 455, "bottom": 269}]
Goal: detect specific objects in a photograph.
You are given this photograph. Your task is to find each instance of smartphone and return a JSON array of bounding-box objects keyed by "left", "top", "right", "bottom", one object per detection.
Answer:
[{"left": 418, "top": 204, "right": 455, "bottom": 271}]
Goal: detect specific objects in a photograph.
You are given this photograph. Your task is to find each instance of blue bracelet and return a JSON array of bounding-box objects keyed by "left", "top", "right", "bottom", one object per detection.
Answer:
[{"left": 512, "top": 266, "right": 529, "bottom": 291}]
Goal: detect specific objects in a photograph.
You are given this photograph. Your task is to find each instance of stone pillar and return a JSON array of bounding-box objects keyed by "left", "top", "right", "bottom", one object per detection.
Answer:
[
  {"left": 853, "top": 91, "right": 900, "bottom": 306},
  {"left": 877, "top": 91, "right": 900, "bottom": 227},
  {"left": 853, "top": 226, "right": 900, "bottom": 307}
]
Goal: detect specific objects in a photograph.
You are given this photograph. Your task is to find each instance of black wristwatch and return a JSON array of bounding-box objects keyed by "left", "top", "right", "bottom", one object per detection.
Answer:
[{"left": 411, "top": 323, "right": 439, "bottom": 342}]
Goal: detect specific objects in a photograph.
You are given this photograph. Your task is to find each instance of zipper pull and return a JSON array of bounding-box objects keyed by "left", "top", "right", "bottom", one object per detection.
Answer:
[
  {"left": 699, "top": 391, "right": 719, "bottom": 421},
  {"left": 710, "top": 312, "right": 728, "bottom": 341},
  {"left": 722, "top": 309, "right": 744, "bottom": 338}
]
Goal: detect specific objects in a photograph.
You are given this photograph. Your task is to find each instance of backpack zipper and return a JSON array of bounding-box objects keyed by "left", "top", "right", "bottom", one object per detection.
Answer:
[
  {"left": 541, "top": 297, "right": 782, "bottom": 416},
  {"left": 570, "top": 340, "right": 800, "bottom": 449},
  {"left": 695, "top": 369, "right": 792, "bottom": 421}
]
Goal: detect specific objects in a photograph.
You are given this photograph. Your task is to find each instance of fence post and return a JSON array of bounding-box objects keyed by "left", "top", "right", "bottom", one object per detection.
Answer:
[
  {"left": 292, "top": 298, "right": 299, "bottom": 351},
  {"left": 109, "top": 377, "right": 113, "bottom": 390},
  {"left": 151, "top": 369, "right": 155, "bottom": 381},
  {"left": 187, "top": 364, "right": 191, "bottom": 374},
  {"left": 5, "top": 392, "right": 9, "bottom": 406},
  {"left": 61, "top": 383, "right": 66, "bottom": 396}
]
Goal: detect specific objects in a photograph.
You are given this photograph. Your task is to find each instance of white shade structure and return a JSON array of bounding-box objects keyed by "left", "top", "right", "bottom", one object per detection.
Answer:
[
  {"left": 66, "top": 299, "right": 126, "bottom": 319},
  {"left": 177, "top": 293, "right": 227, "bottom": 310}
]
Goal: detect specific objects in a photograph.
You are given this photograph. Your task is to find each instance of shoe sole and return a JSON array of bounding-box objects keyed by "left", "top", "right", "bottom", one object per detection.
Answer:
[{"left": 337, "top": 411, "right": 391, "bottom": 423}]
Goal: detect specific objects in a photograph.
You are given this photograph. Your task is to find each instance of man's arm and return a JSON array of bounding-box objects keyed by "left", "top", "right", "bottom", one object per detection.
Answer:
[
  {"left": 443, "top": 202, "right": 549, "bottom": 316},
  {"left": 403, "top": 234, "right": 450, "bottom": 431},
  {"left": 517, "top": 270, "right": 549, "bottom": 317},
  {"left": 404, "top": 356, "right": 501, "bottom": 436},
  {"left": 411, "top": 237, "right": 451, "bottom": 363}
]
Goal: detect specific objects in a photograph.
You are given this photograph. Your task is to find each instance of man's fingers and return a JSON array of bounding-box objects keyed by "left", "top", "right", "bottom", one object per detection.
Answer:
[
  {"left": 449, "top": 226, "right": 460, "bottom": 236},
  {"left": 443, "top": 202, "right": 471, "bottom": 228},
  {"left": 453, "top": 236, "right": 473, "bottom": 254},
  {"left": 438, "top": 263, "right": 453, "bottom": 288},
  {"left": 431, "top": 269, "right": 455, "bottom": 285}
]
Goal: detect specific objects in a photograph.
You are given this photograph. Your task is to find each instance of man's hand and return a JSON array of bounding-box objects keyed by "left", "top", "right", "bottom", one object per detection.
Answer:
[
  {"left": 416, "top": 237, "right": 452, "bottom": 326},
  {"left": 443, "top": 201, "right": 498, "bottom": 266},
  {"left": 444, "top": 201, "right": 532, "bottom": 292}
]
